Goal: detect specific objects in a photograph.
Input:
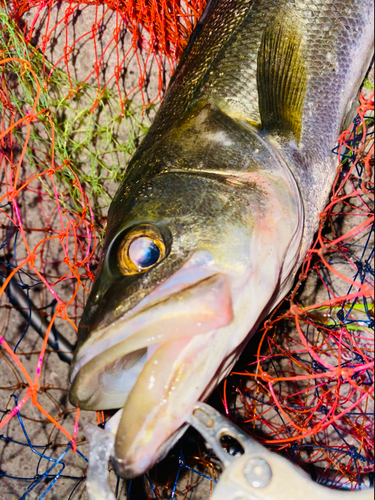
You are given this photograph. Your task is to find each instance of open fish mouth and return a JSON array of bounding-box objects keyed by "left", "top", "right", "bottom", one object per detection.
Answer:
[{"left": 70, "top": 269, "right": 233, "bottom": 476}]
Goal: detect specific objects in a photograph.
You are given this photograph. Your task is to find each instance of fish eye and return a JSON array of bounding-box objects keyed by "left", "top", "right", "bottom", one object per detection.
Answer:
[
  {"left": 117, "top": 224, "right": 167, "bottom": 275},
  {"left": 128, "top": 237, "right": 160, "bottom": 268}
]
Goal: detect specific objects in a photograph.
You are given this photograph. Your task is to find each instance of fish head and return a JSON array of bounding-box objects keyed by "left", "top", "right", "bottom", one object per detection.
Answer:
[{"left": 69, "top": 102, "right": 302, "bottom": 477}]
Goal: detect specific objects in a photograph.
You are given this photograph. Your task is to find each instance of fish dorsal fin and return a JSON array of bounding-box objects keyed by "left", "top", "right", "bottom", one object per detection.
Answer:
[{"left": 257, "top": 20, "right": 307, "bottom": 141}]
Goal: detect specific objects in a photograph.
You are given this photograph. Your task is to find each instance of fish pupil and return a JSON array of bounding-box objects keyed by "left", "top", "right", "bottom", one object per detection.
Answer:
[{"left": 128, "top": 237, "right": 160, "bottom": 269}]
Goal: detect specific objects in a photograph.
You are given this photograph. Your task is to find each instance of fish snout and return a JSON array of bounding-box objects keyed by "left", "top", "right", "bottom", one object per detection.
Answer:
[{"left": 69, "top": 272, "right": 234, "bottom": 475}]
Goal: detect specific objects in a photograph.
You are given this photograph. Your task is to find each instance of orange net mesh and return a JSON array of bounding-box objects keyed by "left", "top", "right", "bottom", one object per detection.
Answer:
[
  {"left": 8, "top": 0, "right": 206, "bottom": 109},
  {"left": 0, "top": 1, "right": 373, "bottom": 498},
  {"left": 225, "top": 94, "right": 374, "bottom": 489}
]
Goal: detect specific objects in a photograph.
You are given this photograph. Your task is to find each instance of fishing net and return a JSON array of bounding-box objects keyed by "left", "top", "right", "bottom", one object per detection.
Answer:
[
  {"left": 225, "top": 92, "right": 374, "bottom": 490},
  {"left": 0, "top": 1, "right": 373, "bottom": 498}
]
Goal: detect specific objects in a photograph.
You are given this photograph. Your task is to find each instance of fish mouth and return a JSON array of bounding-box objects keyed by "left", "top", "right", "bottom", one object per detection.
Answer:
[{"left": 69, "top": 264, "right": 233, "bottom": 476}]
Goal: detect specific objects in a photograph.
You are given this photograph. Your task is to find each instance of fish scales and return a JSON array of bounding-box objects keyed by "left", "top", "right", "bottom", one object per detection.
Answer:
[
  {"left": 69, "top": 0, "right": 374, "bottom": 479},
  {"left": 127, "top": 0, "right": 371, "bottom": 144},
  {"left": 111, "top": 0, "right": 373, "bottom": 261}
]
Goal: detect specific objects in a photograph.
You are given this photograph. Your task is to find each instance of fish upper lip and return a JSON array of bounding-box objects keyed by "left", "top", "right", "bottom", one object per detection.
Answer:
[{"left": 70, "top": 260, "right": 225, "bottom": 385}]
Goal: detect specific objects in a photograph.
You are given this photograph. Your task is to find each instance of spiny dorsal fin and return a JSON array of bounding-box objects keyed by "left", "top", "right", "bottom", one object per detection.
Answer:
[{"left": 257, "top": 20, "right": 307, "bottom": 141}]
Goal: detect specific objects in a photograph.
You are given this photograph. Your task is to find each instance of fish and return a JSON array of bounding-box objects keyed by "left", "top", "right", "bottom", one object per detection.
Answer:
[{"left": 69, "top": 0, "right": 374, "bottom": 478}]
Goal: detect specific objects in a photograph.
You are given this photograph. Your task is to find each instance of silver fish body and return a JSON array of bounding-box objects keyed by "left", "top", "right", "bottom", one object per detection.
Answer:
[{"left": 69, "top": 0, "right": 374, "bottom": 478}]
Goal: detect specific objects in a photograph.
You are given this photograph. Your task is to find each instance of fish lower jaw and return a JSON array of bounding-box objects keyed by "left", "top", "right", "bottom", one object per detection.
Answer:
[
  {"left": 111, "top": 454, "right": 149, "bottom": 479},
  {"left": 108, "top": 305, "right": 267, "bottom": 477},
  {"left": 110, "top": 331, "right": 227, "bottom": 477},
  {"left": 69, "top": 272, "right": 233, "bottom": 410},
  {"left": 110, "top": 423, "right": 188, "bottom": 478},
  {"left": 111, "top": 429, "right": 162, "bottom": 478}
]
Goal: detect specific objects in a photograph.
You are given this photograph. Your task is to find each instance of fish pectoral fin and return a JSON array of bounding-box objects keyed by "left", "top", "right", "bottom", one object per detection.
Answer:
[{"left": 257, "top": 19, "right": 307, "bottom": 142}]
